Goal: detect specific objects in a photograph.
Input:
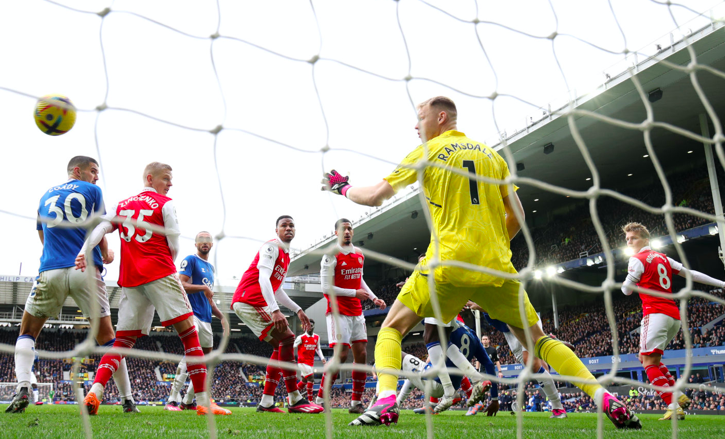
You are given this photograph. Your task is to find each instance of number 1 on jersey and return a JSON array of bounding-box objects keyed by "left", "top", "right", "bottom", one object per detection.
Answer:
[{"left": 462, "top": 160, "right": 480, "bottom": 205}]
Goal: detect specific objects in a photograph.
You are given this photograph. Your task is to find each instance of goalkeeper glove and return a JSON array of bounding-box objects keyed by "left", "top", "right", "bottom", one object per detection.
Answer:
[{"left": 322, "top": 170, "right": 352, "bottom": 197}]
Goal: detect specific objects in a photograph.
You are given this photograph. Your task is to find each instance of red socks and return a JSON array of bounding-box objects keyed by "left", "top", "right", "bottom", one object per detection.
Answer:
[
  {"left": 179, "top": 326, "right": 207, "bottom": 393},
  {"left": 94, "top": 336, "right": 136, "bottom": 387},
  {"left": 351, "top": 369, "right": 366, "bottom": 402},
  {"left": 264, "top": 349, "right": 282, "bottom": 396},
  {"left": 317, "top": 372, "right": 339, "bottom": 399},
  {"left": 461, "top": 376, "right": 473, "bottom": 399},
  {"left": 660, "top": 363, "right": 676, "bottom": 387},
  {"left": 307, "top": 381, "right": 314, "bottom": 401},
  {"left": 645, "top": 364, "right": 672, "bottom": 405},
  {"left": 278, "top": 336, "right": 298, "bottom": 394}
]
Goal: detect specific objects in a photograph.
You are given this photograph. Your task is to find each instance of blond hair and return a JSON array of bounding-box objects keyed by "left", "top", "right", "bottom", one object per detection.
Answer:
[
  {"left": 418, "top": 96, "right": 457, "bottom": 122},
  {"left": 143, "top": 162, "right": 172, "bottom": 183},
  {"left": 622, "top": 222, "right": 650, "bottom": 240}
]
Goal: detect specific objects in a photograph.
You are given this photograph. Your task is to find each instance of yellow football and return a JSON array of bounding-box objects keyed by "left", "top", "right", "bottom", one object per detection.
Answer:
[{"left": 34, "top": 95, "right": 77, "bottom": 136}]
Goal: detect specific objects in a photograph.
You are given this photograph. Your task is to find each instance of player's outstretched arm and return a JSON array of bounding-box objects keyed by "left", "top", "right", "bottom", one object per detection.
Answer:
[
  {"left": 675, "top": 264, "right": 725, "bottom": 288},
  {"left": 276, "top": 286, "right": 312, "bottom": 332},
  {"left": 361, "top": 279, "right": 386, "bottom": 309},
  {"left": 322, "top": 170, "right": 395, "bottom": 207}
]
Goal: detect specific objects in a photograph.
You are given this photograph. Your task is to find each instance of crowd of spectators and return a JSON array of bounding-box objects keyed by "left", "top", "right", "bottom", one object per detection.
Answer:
[{"left": 509, "top": 166, "right": 722, "bottom": 271}]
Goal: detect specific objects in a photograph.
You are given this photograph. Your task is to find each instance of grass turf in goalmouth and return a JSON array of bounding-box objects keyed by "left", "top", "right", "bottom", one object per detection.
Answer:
[{"left": 3, "top": 406, "right": 724, "bottom": 438}]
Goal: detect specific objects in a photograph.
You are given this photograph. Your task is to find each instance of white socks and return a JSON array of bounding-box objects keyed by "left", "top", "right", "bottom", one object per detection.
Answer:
[
  {"left": 33, "top": 388, "right": 39, "bottom": 403},
  {"left": 14, "top": 336, "right": 35, "bottom": 388},
  {"left": 195, "top": 391, "right": 210, "bottom": 408},
  {"left": 288, "top": 390, "right": 303, "bottom": 405},
  {"left": 428, "top": 343, "right": 455, "bottom": 397},
  {"left": 260, "top": 394, "right": 275, "bottom": 407},
  {"left": 90, "top": 382, "right": 105, "bottom": 400},
  {"left": 182, "top": 382, "right": 196, "bottom": 405},
  {"left": 113, "top": 358, "right": 133, "bottom": 402},
  {"left": 536, "top": 367, "right": 562, "bottom": 410},
  {"left": 447, "top": 344, "right": 485, "bottom": 382},
  {"left": 169, "top": 360, "right": 188, "bottom": 403}
]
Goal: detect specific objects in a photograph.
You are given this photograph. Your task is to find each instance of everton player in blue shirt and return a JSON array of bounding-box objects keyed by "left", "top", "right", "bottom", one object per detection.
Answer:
[
  {"left": 6, "top": 156, "right": 136, "bottom": 414},
  {"left": 166, "top": 231, "right": 230, "bottom": 414}
]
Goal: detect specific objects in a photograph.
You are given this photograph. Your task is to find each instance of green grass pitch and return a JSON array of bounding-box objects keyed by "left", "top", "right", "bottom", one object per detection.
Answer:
[{"left": 3, "top": 406, "right": 724, "bottom": 438}]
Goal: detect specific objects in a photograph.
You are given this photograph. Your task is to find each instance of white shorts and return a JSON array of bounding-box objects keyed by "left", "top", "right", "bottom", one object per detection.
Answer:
[
  {"left": 26, "top": 268, "right": 110, "bottom": 320},
  {"left": 326, "top": 313, "right": 367, "bottom": 348},
  {"left": 194, "top": 315, "right": 213, "bottom": 348},
  {"left": 640, "top": 313, "right": 680, "bottom": 356},
  {"left": 298, "top": 363, "right": 314, "bottom": 378},
  {"left": 401, "top": 354, "right": 443, "bottom": 399},
  {"left": 423, "top": 317, "right": 454, "bottom": 327},
  {"left": 116, "top": 274, "right": 193, "bottom": 337},
  {"left": 233, "top": 302, "right": 274, "bottom": 342}
]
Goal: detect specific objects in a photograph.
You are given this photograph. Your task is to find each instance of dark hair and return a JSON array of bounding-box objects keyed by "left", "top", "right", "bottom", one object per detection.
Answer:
[
  {"left": 276, "top": 215, "right": 294, "bottom": 227},
  {"left": 310, "top": 319, "right": 315, "bottom": 326},
  {"left": 334, "top": 218, "right": 352, "bottom": 230},
  {"left": 67, "top": 156, "right": 99, "bottom": 174}
]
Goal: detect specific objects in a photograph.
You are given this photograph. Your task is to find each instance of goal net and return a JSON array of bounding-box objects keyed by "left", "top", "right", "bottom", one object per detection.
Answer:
[{"left": 1, "top": 0, "right": 725, "bottom": 438}]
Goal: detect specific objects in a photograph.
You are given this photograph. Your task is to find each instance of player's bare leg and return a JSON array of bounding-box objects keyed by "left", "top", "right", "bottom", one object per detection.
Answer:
[
  {"left": 509, "top": 324, "right": 641, "bottom": 429},
  {"left": 350, "top": 299, "right": 422, "bottom": 426}
]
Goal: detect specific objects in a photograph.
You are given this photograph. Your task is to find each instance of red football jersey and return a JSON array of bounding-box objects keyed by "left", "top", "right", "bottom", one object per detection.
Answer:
[
  {"left": 297, "top": 333, "right": 319, "bottom": 366},
  {"left": 628, "top": 249, "right": 681, "bottom": 320},
  {"left": 324, "top": 249, "right": 364, "bottom": 316},
  {"left": 232, "top": 239, "right": 290, "bottom": 308},
  {"left": 114, "top": 190, "right": 177, "bottom": 288}
]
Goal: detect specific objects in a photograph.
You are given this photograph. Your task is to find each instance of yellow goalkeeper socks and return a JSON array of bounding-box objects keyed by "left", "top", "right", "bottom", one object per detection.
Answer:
[
  {"left": 375, "top": 327, "right": 402, "bottom": 396},
  {"left": 535, "top": 335, "right": 602, "bottom": 398}
]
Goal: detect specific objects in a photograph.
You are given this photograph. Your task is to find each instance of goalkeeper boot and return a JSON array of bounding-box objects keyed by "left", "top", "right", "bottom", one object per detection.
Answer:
[
  {"left": 349, "top": 394, "right": 399, "bottom": 426},
  {"left": 602, "top": 392, "right": 641, "bottom": 430},
  {"left": 678, "top": 394, "right": 691, "bottom": 410},
  {"left": 4, "top": 386, "right": 30, "bottom": 414},
  {"left": 550, "top": 409, "right": 567, "bottom": 419},
  {"left": 467, "top": 381, "right": 491, "bottom": 407},
  {"left": 122, "top": 399, "right": 140, "bottom": 413},
  {"left": 659, "top": 406, "right": 685, "bottom": 421},
  {"left": 83, "top": 392, "right": 101, "bottom": 416}
]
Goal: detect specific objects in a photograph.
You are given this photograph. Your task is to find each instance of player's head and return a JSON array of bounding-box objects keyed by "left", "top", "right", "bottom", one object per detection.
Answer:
[
  {"left": 623, "top": 222, "right": 650, "bottom": 253},
  {"left": 195, "top": 231, "right": 213, "bottom": 255},
  {"left": 143, "top": 162, "right": 173, "bottom": 195},
  {"left": 308, "top": 319, "right": 315, "bottom": 333},
  {"left": 481, "top": 335, "right": 490, "bottom": 347},
  {"left": 276, "top": 215, "right": 295, "bottom": 243},
  {"left": 334, "top": 218, "right": 353, "bottom": 245},
  {"left": 67, "top": 156, "right": 100, "bottom": 184},
  {"left": 415, "top": 96, "right": 457, "bottom": 142}
]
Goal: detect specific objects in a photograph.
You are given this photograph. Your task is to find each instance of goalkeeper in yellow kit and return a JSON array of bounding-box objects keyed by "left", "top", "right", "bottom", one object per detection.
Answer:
[{"left": 323, "top": 96, "right": 640, "bottom": 429}]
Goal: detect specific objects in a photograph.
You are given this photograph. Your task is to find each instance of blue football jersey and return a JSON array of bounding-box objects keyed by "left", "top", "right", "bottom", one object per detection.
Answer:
[
  {"left": 37, "top": 180, "right": 105, "bottom": 273},
  {"left": 179, "top": 254, "right": 214, "bottom": 323}
]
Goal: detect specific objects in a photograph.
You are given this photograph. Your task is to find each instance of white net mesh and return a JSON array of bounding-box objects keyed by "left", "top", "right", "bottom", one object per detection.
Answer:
[{"left": 1, "top": 0, "right": 725, "bottom": 437}]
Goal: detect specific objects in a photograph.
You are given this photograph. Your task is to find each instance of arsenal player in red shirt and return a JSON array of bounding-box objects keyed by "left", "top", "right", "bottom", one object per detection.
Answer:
[
  {"left": 622, "top": 222, "right": 724, "bottom": 421},
  {"left": 294, "top": 320, "right": 325, "bottom": 401},
  {"left": 231, "top": 216, "right": 323, "bottom": 414},
  {"left": 76, "top": 162, "right": 228, "bottom": 416},
  {"left": 316, "top": 218, "right": 386, "bottom": 413}
]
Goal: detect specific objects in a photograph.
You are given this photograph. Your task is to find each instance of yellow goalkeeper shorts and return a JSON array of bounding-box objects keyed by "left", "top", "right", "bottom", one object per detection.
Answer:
[{"left": 397, "top": 270, "right": 539, "bottom": 329}]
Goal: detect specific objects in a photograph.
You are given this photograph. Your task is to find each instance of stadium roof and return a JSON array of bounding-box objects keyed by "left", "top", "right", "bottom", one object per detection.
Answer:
[{"left": 289, "top": 20, "right": 725, "bottom": 278}]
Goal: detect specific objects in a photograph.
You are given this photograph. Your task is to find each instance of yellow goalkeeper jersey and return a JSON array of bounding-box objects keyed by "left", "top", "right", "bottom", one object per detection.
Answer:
[{"left": 384, "top": 130, "right": 517, "bottom": 287}]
